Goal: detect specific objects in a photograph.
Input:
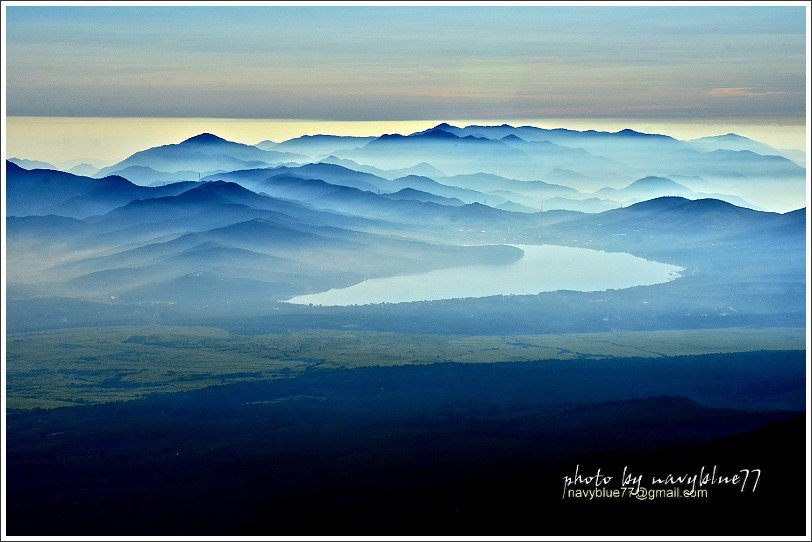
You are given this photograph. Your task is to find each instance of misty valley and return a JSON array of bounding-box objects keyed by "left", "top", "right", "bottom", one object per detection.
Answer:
[{"left": 5, "top": 122, "right": 807, "bottom": 535}]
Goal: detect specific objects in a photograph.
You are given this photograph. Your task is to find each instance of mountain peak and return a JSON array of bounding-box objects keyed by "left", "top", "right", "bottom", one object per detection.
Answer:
[
  {"left": 614, "top": 128, "right": 676, "bottom": 141},
  {"left": 615, "top": 128, "right": 647, "bottom": 137},
  {"left": 415, "top": 127, "right": 460, "bottom": 139},
  {"left": 181, "top": 133, "right": 228, "bottom": 145},
  {"left": 628, "top": 176, "right": 683, "bottom": 187},
  {"left": 624, "top": 196, "right": 744, "bottom": 214},
  {"left": 163, "top": 180, "right": 258, "bottom": 204},
  {"left": 718, "top": 133, "right": 750, "bottom": 140},
  {"left": 194, "top": 179, "right": 258, "bottom": 195}
]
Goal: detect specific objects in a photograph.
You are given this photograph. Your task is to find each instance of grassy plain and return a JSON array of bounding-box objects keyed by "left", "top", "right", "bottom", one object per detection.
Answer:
[{"left": 6, "top": 325, "right": 805, "bottom": 409}]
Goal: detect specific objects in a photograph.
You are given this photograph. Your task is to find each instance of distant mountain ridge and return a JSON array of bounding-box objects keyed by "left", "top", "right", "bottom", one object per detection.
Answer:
[
  {"left": 261, "top": 135, "right": 377, "bottom": 157},
  {"left": 9, "top": 157, "right": 58, "bottom": 170},
  {"left": 94, "top": 133, "right": 308, "bottom": 181},
  {"left": 687, "top": 133, "right": 804, "bottom": 165},
  {"left": 5, "top": 161, "right": 200, "bottom": 218},
  {"left": 325, "top": 124, "right": 800, "bottom": 211},
  {"left": 9, "top": 122, "right": 806, "bottom": 216}
]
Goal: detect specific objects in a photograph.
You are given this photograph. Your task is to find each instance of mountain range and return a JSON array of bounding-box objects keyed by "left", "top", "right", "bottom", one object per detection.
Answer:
[
  {"left": 14, "top": 122, "right": 804, "bottom": 211},
  {"left": 5, "top": 121, "right": 806, "bottom": 315},
  {"left": 94, "top": 133, "right": 307, "bottom": 180}
]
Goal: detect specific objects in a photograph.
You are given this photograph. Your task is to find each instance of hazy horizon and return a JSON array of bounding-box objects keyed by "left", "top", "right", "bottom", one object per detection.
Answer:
[
  {"left": 6, "top": 5, "right": 806, "bottom": 166},
  {"left": 6, "top": 116, "right": 807, "bottom": 167}
]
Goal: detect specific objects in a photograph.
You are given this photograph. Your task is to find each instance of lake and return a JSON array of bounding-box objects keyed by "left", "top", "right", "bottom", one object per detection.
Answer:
[{"left": 286, "top": 244, "right": 683, "bottom": 306}]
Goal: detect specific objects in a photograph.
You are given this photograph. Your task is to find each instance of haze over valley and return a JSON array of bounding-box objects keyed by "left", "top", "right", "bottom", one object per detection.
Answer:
[
  {"left": 7, "top": 122, "right": 805, "bottom": 317},
  {"left": 7, "top": 120, "right": 806, "bottom": 336}
]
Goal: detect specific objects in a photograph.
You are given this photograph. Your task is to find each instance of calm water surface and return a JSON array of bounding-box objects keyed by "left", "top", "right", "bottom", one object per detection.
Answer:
[{"left": 286, "top": 244, "right": 683, "bottom": 306}]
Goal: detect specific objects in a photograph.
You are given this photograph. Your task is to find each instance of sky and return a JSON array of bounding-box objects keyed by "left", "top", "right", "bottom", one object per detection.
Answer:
[{"left": 4, "top": 6, "right": 807, "bottom": 121}]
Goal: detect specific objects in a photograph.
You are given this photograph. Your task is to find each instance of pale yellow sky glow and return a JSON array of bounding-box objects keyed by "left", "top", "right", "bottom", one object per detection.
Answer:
[{"left": 5, "top": 116, "right": 806, "bottom": 168}]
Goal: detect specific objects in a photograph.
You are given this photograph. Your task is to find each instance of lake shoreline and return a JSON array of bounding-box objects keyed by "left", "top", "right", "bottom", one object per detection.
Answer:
[{"left": 286, "top": 244, "right": 684, "bottom": 306}]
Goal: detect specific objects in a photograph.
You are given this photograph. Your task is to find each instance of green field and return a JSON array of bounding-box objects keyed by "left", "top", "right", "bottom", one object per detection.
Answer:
[{"left": 6, "top": 325, "right": 806, "bottom": 409}]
